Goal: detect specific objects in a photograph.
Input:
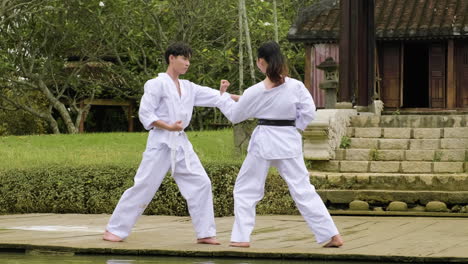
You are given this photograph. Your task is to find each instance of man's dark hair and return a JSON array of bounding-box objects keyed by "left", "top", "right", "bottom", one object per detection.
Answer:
[{"left": 164, "top": 42, "right": 192, "bottom": 64}]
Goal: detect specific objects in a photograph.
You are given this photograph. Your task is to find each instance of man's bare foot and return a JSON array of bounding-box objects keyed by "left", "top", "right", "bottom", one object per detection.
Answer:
[
  {"left": 197, "top": 237, "right": 221, "bottom": 245},
  {"left": 323, "top": 234, "right": 343, "bottom": 248},
  {"left": 102, "top": 230, "right": 123, "bottom": 242},
  {"left": 229, "top": 242, "right": 250, "bottom": 248}
]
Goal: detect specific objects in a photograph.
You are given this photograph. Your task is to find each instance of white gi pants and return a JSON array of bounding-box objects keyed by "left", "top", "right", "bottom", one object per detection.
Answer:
[
  {"left": 106, "top": 144, "right": 216, "bottom": 240},
  {"left": 230, "top": 153, "right": 339, "bottom": 244}
]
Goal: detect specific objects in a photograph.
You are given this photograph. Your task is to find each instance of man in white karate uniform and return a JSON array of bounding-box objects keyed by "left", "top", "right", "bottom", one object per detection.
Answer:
[{"left": 103, "top": 42, "right": 231, "bottom": 245}]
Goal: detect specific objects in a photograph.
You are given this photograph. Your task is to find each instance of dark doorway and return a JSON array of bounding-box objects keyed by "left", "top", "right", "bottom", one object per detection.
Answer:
[
  {"left": 85, "top": 106, "right": 128, "bottom": 132},
  {"left": 403, "top": 43, "right": 429, "bottom": 107}
]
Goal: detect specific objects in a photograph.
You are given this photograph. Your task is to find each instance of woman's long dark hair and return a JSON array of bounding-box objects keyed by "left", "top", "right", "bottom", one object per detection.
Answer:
[{"left": 257, "top": 41, "right": 288, "bottom": 85}]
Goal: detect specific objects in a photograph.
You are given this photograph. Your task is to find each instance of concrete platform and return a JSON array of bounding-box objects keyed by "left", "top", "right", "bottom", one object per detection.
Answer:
[{"left": 0, "top": 214, "right": 468, "bottom": 262}]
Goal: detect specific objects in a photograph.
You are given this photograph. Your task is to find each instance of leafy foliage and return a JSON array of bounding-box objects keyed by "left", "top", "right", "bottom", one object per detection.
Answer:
[{"left": 0, "top": 0, "right": 317, "bottom": 133}]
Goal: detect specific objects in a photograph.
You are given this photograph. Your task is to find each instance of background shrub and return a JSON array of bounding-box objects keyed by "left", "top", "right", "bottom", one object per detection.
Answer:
[{"left": 0, "top": 163, "right": 303, "bottom": 216}]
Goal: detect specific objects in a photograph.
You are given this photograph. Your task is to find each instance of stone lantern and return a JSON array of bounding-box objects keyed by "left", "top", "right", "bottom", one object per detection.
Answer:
[{"left": 317, "top": 57, "right": 338, "bottom": 109}]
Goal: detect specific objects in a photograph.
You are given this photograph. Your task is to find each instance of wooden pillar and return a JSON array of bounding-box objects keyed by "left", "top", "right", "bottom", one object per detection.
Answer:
[
  {"left": 339, "top": 0, "right": 352, "bottom": 103},
  {"left": 357, "top": 0, "right": 375, "bottom": 107},
  {"left": 350, "top": 0, "right": 359, "bottom": 103},
  {"left": 79, "top": 101, "right": 85, "bottom": 133},
  {"left": 127, "top": 102, "right": 134, "bottom": 132},
  {"left": 447, "top": 40, "right": 456, "bottom": 109},
  {"left": 304, "top": 44, "right": 313, "bottom": 94},
  {"left": 357, "top": 2, "right": 368, "bottom": 106},
  {"left": 366, "top": 0, "right": 375, "bottom": 106},
  {"left": 339, "top": 0, "right": 375, "bottom": 107}
]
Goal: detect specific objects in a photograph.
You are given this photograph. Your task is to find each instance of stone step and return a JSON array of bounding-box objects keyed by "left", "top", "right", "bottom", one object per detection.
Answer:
[
  {"left": 308, "top": 160, "right": 467, "bottom": 173},
  {"left": 317, "top": 189, "right": 468, "bottom": 206},
  {"left": 346, "top": 127, "right": 468, "bottom": 139},
  {"left": 347, "top": 138, "right": 468, "bottom": 150},
  {"left": 335, "top": 149, "right": 467, "bottom": 161},
  {"left": 349, "top": 114, "right": 468, "bottom": 128},
  {"left": 309, "top": 172, "right": 468, "bottom": 191}
]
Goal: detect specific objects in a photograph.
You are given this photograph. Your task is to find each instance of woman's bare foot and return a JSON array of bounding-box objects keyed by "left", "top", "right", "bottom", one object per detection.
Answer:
[
  {"left": 197, "top": 237, "right": 221, "bottom": 245},
  {"left": 229, "top": 242, "right": 250, "bottom": 248},
  {"left": 102, "top": 230, "right": 123, "bottom": 242},
  {"left": 323, "top": 234, "right": 343, "bottom": 248}
]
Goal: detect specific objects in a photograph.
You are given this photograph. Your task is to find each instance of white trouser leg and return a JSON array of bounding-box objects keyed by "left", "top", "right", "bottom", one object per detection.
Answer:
[
  {"left": 273, "top": 157, "right": 339, "bottom": 244},
  {"left": 106, "top": 146, "right": 171, "bottom": 239},
  {"left": 230, "top": 153, "right": 270, "bottom": 242},
  {"left": 172, "top": 149, "right": 217, "bottom": 239}
]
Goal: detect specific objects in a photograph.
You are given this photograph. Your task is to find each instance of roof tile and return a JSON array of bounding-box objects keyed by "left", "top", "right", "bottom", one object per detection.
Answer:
[{"left": 288, "top": 0, "right": 468, "bottom": 42}]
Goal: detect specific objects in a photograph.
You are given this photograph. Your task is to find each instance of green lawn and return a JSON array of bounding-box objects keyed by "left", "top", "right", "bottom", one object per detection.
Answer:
[{"left": 0, "top": 129, "right": 243, "bottom": 169}]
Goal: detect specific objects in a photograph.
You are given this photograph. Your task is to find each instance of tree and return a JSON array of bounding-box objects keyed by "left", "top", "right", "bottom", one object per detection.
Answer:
[
  {"left": 0, "top": 0, "right": 123, "bottom": 133},
  {"left": 273, "top": 0, "right": 279, "bottom": 42},
  {"left": 0, "top": 0, "right": 318, "bottom": 134}
]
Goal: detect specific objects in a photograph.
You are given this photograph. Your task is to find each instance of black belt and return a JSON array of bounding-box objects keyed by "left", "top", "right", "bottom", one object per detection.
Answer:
[{"left": 257, "top": 119, "right": 295, "bottom": 126}]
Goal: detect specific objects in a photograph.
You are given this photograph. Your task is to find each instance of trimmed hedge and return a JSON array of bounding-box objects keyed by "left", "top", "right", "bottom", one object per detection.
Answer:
[{"left": 0, "top": 163, "right": 301, "bottom": 216}]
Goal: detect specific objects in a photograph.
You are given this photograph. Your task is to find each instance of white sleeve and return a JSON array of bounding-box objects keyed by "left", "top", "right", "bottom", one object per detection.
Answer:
[
  {"left": 295, "top": 83, "right": 316, "bottom": 131},
  {"left": 138, "top": 81, "right": 161, "bottom": 130},
  {"left": 216, "top": 87, "right": 257, "bottom": 124},
  {"left": 193, "top": 83, "right": 223, "bottom": 107}
]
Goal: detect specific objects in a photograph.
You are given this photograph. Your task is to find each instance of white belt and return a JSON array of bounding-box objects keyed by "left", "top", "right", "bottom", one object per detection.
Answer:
[{"left": 168, "top": 131, "right": 192, "bottom": 175}]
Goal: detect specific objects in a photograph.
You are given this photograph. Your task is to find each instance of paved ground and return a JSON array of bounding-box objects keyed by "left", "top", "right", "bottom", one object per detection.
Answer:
[{"left": 0, "top": 214, "right": 468, "bottom": 262}]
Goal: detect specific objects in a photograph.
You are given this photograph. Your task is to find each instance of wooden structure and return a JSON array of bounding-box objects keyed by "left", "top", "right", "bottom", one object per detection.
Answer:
[
  {"left": 79, "top": 99, "right": 135, "bottom": 133},
  {"left": 64, "top": 59, "right": 136, "bottom": 133},
  {"left": 288, "top": 0, "right": 468, "bottom": 110}
]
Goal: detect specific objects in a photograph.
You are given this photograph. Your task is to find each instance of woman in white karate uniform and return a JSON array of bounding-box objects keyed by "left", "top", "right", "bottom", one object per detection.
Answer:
[
  {"left": 217, "top": 41, "right": 343, "bottom": 248},
  {"left": 103, "top": 42, "right": 230, "bottom": 245}
]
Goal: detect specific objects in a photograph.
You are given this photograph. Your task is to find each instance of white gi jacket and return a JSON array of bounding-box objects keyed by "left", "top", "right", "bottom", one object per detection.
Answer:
[
  {"left": 139, "top": 73, "right": 221, "bottom": 172},
  {"left": 217, "top": 77, "right": 316, "bottom": 159}
]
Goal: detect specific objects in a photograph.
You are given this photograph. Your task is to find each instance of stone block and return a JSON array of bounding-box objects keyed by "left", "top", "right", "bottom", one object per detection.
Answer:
[
  {"left": 350, "top": 138, "right": 378, "bottom": 149},
  {"left": 308, "top": 161, "right": 340, "bottom": 172},
  {"left": 354, "top": 128, "right": 382, "bottom": 138},
  {"left": 409, "top": 139, "right": 440, "bottom": 150},
  {"left": 320, "top": 190, "right": 356, "bottom": 204},
  {"left": 355, "top": 175, "right": 370, "bottom": 184},
  {"left": 401, "top": 162, "right": 432, "bottom": 173},
  {"left": 444, "top": 128, "right": 468, "bottom": 138},
  {"left": 369, "top": 161, "right": 400, "bottom": 173},
  {"left": 340, "top": 161, "right": 369, "bottom": 172},
  {"left": 349, "top": 200, "right": 369, "bottom": 210},
  {"left": 327, "top": 175, "right": 344, "bottom": 185},
  {"left": 405, "top": 150, "right": 434, "bottom": 161},
  {"left": 345, "top": 149, "right": 371, "bottom": 161},
  {"left": 383, "top": 128, "right": 411, "bottom": 139},
  {"left": 379, "top": 139, "right": 409, "bottom": 150},
  {"left": 380, "top": 115, "right": 408, "bottom": 128},
  {"left": 304, "top": 142, "right": 331, "bottom": 160},
  {"left": 346, "top": 127, "right": 355, "bottom": 137},
  {"left": 350, "top": 116, "right": 380, "bottom": 127},
  {"left": 446, "top": 192, "right": 468, "bottom": 204},
  {"left": 334, "top": 149, "right": 345, "bottom": 160},
  {"left": 438, "top": 150, "right": 466, "bottom": 161},
  {"left": 433, "top": 162, "right": 464, "bottom": 173},
  {"left": 376, "top": 150, "right": 404, "bottom": 161},
  {"left": 413, "top": 128, "right": 441, "bottom": 139},
  {"left": 441, "top": 139, "right": 468, "bottom": 149},
  {"left": 387, "top": 201, "right": 408, "bottom": 211},
  {"left": 425, "top": 201, "right": 448, "bottom": 212}
]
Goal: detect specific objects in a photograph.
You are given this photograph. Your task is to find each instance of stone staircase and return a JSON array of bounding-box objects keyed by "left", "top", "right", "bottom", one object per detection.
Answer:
[{"left": 309, "top": 114, "right": 468, "bottom": 213}]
